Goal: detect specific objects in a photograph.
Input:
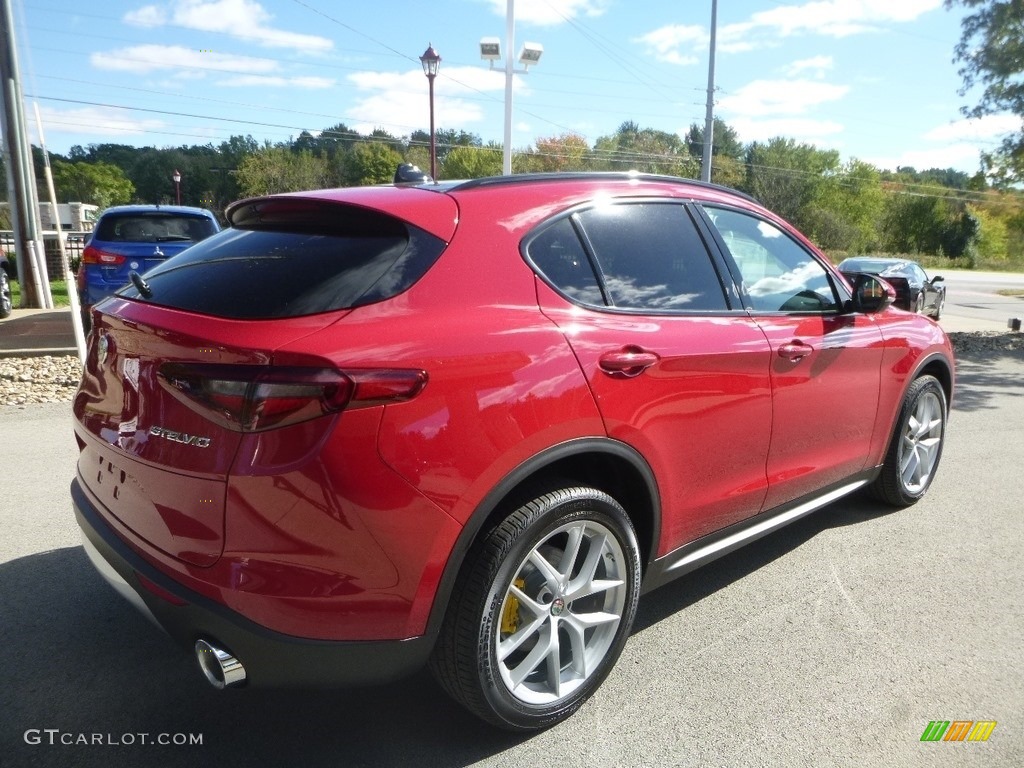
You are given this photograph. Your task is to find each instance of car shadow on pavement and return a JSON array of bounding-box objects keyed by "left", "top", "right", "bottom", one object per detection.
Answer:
[
  {"left": 0, "top": 547, "right": 526, "bottom": 768},
  {"left": 950, "top": 348, "right": 1024, "bottom": 413},
  {"left": 633, "top": 493, "right": 895, "bottom": 635}
]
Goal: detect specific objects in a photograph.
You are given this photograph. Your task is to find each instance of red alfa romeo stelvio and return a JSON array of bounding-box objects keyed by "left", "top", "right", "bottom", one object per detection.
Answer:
[{"left": 72, "top": 172, "right": 954, "bottom": 731}]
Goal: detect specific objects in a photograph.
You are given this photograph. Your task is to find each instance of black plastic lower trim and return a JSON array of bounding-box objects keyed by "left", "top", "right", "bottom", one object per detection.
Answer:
[{"left": 72, "top": 478, "right": 433, "bottom": 688}]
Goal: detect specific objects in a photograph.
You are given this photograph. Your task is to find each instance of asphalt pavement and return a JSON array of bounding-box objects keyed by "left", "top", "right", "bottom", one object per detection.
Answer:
[{"left": 1, "top": 336, "right": 1022, "bottom": 766}]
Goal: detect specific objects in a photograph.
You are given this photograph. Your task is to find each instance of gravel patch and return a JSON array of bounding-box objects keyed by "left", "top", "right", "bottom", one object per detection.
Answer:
[
  {"left": 1, "top": 355, "right": 83, "bottom": 406},
  {"left": 947, "top": 330, "right": 1024, "bottom": 356},
  {"left": 0, "top": 332, "right": 1021, "bottom": 407}
]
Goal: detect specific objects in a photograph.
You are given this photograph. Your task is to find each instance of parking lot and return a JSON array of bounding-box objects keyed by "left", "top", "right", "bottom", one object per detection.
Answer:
[{"left": 1, "top": 341, "right": 1021, "bottom": 767}]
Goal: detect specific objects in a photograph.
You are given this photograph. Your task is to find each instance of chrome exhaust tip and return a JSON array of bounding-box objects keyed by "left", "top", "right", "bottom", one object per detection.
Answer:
[{"left": 195, "top": 639, "right": 246, "bottom": 689}]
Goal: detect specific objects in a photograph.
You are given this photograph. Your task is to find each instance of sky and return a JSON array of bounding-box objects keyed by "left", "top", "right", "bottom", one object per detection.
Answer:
[{"left": 10, "top": 0, "right": 1016, "bottom": 174}]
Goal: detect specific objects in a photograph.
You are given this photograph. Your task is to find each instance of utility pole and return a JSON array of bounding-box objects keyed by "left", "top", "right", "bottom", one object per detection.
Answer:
[
  {"left": 700, "top": 0, "right": 718, "bottom": 183},
  {"left": 0, "top": 0, "right": 49, "bottom": 308}
]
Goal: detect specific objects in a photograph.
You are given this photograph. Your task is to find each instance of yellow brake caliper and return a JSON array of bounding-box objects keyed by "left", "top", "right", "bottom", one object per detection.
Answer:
[{"left": 501, "top": 578, "right": 526, "bottom": 634}]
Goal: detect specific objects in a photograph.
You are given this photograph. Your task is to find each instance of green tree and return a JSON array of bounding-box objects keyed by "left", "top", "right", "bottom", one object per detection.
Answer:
[
  {"left": 809, "top": 159, "right": 885, "bottom": 252},
  {"left": 441, "top": 144, "right": 502, "bottom": 178},
  {"left": 521, "top": 132, "right": 591, "bottom": 172},
  {"left": 685, "top": 118, "right": 745, "bottom": 160},
  {"left": 745, "top": 138, "right": 841, "bottom": 231},
  {"left": 947, "top": 0, "right": 1024, "bottom": 181},
  {"left": 341, "top": 141, "right": 403, "bottom": 186},
  {"left": 51, "top": 160, "right": 134, "bottom": 209},
  {"left": 236, "top": 145, "right": 332, "bottom": 196},
  {"left": 592, "top": 121, "right": 698, "bottom": 176}
]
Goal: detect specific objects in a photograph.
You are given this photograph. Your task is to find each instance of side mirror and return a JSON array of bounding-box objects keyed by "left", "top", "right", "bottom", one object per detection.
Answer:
[
  {"left": 931, "top": 275, "right": 944, "bottom": 283},
  {"left": 849, "top": 273, "right": 896, "bottom": 314}
]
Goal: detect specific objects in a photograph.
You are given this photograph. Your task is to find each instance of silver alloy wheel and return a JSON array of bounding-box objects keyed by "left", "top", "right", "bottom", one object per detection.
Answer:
[
  {"left": 898, "top": 390, "right": 944, "bottom": 493},
  {"left": 495, "top": 520, "right": 627, "bottom": 705},
  {"left": 915, "top": 292, "right": 925, "bottom": 313}
]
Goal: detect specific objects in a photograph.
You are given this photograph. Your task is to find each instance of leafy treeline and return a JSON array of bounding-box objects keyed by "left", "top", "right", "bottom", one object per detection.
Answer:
[{"left": 16, "top": 117, "right": 1024, "bottom": 268}]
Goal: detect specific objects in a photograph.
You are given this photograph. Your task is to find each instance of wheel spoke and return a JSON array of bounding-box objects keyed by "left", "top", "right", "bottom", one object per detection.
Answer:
[
  {"left": 898, "top": 391, "right": 944, "bottom": 493},
  {"left": 527, "top": 548, "right": 563, "bottom": 592},
  {"left": 566, "top": 528, "right": 609, "bottom": 598},
  {"left": 559, "top": 523, "right": 586, "bottom": 578},
  {"left": 901, "top": 446, "right": 921, "bottom": 486},
  {"left": 507, "top": 620, "right": 558, "bottom": 689},
  {"left": 493, "top": 513, "right": 634, "bottom": 707}
]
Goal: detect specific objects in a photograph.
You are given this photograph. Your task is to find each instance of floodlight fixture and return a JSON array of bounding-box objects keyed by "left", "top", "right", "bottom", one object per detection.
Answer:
[
  {"left": 518, "top": 42, "right": 543, "bottom": 68},
  {"left": 480, "top": 37, "right": 501, "bottom": 61}
]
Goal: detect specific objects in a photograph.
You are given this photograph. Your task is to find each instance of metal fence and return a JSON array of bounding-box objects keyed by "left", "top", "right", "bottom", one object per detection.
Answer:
[{"left": 0, "top": 231, "right": 90, "bottom": 278}]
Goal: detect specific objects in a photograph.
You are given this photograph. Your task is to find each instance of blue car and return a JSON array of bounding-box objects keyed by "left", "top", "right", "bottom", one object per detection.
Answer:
[{"left": 77, "top": 205, "right": 220, "bottom": 313}]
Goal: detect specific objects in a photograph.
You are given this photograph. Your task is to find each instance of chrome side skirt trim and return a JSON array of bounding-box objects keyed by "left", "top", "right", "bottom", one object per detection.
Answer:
[{"left": 642, "top": 476, "right": 871, "bottom": 593}]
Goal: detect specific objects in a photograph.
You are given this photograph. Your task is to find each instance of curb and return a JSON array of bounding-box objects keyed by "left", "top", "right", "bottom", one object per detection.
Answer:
[{"left": 0, "top": 347, "right": 79, "bottom": 359}]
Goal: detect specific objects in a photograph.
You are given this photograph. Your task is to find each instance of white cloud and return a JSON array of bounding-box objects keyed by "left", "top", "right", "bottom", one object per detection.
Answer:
[
  {"left": 485, "top": 0, "right": 608, "bottom": 26},
  {"left": 218, "top": 75, "right": 334, "bottom": 89},
  {"left": 638, "top": 0, "right": 941, "bottom": 61},
  {"left": 30, "top": 105, "right": 165, "bottom": 140},
  {"left": 729, "top": 117, "right": 845, "bottom": 144},
  {"left": 747, "top": 0, "right": 943, "bottom": 38},
  {"left": 718, "top": 79, "right": 849, "bottom": 117},
  {"left": 346, "top": 66, "right": 508, "bottom": 135},
  {"left": 633, "top": 24, "right": 704, "bottom": 65},
  {"left": 783, "top": 56, "right": 834, "bottom": 78},
  {"left": 868, "top": 145, "right": 984, "bottom": 172},
  {"left": 923, "top": 114, "right": 1020, "bottom": 142},
  {"left": 124, "top": 0, "right": 332, "bottom": 52},
  {"left": 91, "top": 45, "right": 277, "bottom": 75}
]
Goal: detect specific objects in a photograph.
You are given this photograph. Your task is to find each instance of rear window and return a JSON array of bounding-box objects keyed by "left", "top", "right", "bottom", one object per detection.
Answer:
[
  {"left": 97, "top": 213, "right": 218, "bottom": 243},
  {"left": 117, "top": 202, "right": 446, "bottom": 319}
]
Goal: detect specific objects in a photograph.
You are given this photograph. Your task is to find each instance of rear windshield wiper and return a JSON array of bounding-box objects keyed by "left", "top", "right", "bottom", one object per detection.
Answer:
[{"left": 129, "top": 271, "right": 153, "bottom": 299}]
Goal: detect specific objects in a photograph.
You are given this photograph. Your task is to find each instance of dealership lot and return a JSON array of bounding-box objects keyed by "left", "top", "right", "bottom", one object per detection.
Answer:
[{"left": 1, "top": 342, "right": 1021, "bottom": 767}]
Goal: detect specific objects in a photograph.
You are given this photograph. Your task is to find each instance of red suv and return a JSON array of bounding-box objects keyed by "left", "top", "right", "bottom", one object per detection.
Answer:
[{"left": 73, "top": 173, "right": 953, "bottom": 730}]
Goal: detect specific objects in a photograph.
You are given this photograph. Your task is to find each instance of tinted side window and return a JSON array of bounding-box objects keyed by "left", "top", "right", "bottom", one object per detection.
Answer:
[
  {"left": 575, "top": 203, "right": 727, "bottom": 311},
  {"left": 704, "top": 206, "right": 838, "bottom": 313},
  {"left": 526, "top": 218, "right": 604, "bottom": 306},
  {"left": 118, "top": 206, "right": 445, "bottom": 319}
]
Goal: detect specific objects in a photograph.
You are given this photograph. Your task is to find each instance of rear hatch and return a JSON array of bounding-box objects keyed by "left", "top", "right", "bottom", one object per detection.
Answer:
[
  {"left": 87, "top": 211, "right": 219, "bottom": 282},
  {"left": 74, "top": 189, "right": 456, "bottom": 567}
]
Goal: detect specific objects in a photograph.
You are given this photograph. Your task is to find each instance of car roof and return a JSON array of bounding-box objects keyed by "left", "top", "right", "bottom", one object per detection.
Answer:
[
  {"left": 840, "top": 257, "right": 912, "bottom": 268},
  {"left": 436, "top": 172, "right": 760, "bottom": 204},
  {"left": 225, "top": 173, "right": 768, "bottom": 244},
  {"left": 98, "top": 205, "right": 218, "bottom": 218}
]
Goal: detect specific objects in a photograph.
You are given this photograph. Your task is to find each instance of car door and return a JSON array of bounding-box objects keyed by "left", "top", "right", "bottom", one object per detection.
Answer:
[
  {"left": 698, "top": 205, "right": 885, "bottom": 511},
  {"left": 527, "top": 202, "right": 774, "bottom": 553}
]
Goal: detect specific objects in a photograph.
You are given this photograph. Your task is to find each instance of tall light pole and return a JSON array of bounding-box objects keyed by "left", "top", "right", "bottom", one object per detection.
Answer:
[
  {"left": 700, "top": 0, "right": 718, "bottom": 183},
  {"left": 481, "top": 0, "right": 543, "bottom": 175},
  {"left": 420, "top": 44, "right": 441, "bottom": 180},
  {"left": 172, "top": 169, "right": 181, "bottom": 205}
]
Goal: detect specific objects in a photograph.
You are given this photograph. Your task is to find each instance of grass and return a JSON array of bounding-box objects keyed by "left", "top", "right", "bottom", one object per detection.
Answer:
[
  {"left": 996, "top": 289, "right": 1024, "bottom": 298},
  {"left": 10, "top": 279, "right": 71, "bottom": 308}
]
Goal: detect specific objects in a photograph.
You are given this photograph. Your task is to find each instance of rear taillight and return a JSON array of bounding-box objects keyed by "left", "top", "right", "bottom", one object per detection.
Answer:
[
  {"left": 81, "top": 245, "right": 126, "bottom": 266},
  {"left": 158, "top": 364, "right": 427, "bottom": 432}
]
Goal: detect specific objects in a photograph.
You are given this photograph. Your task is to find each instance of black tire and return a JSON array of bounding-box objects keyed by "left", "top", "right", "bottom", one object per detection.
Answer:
[
  {"left": 430, "top": 486, "right": 641, "bottom": 731},
  {"left": 870, "top": 375, "right": 947, "bottom": 507},
  {"left": 0, "top": 268, "right": 11, "bottom": 319}
]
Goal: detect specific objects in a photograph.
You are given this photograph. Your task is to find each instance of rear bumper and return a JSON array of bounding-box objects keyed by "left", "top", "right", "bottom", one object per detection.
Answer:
[{"left": 72, "top": 478, "right": 434, "bottom": 688}]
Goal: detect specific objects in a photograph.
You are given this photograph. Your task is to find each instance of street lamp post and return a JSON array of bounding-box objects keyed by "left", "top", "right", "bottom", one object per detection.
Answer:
[
  {"left": 420, "top": 44, "right": 441, "bottom": 180},
  {"left": 481, "top": 0, "right": 543, "bottom": 175},
  {"left": 172, "top": 169, "right": 181, "bottom": 205}
]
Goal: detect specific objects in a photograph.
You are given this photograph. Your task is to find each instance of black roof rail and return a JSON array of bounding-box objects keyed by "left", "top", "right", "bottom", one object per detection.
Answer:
[{"left": 444, "top": 171, "right": 759, "bottom": 204}]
